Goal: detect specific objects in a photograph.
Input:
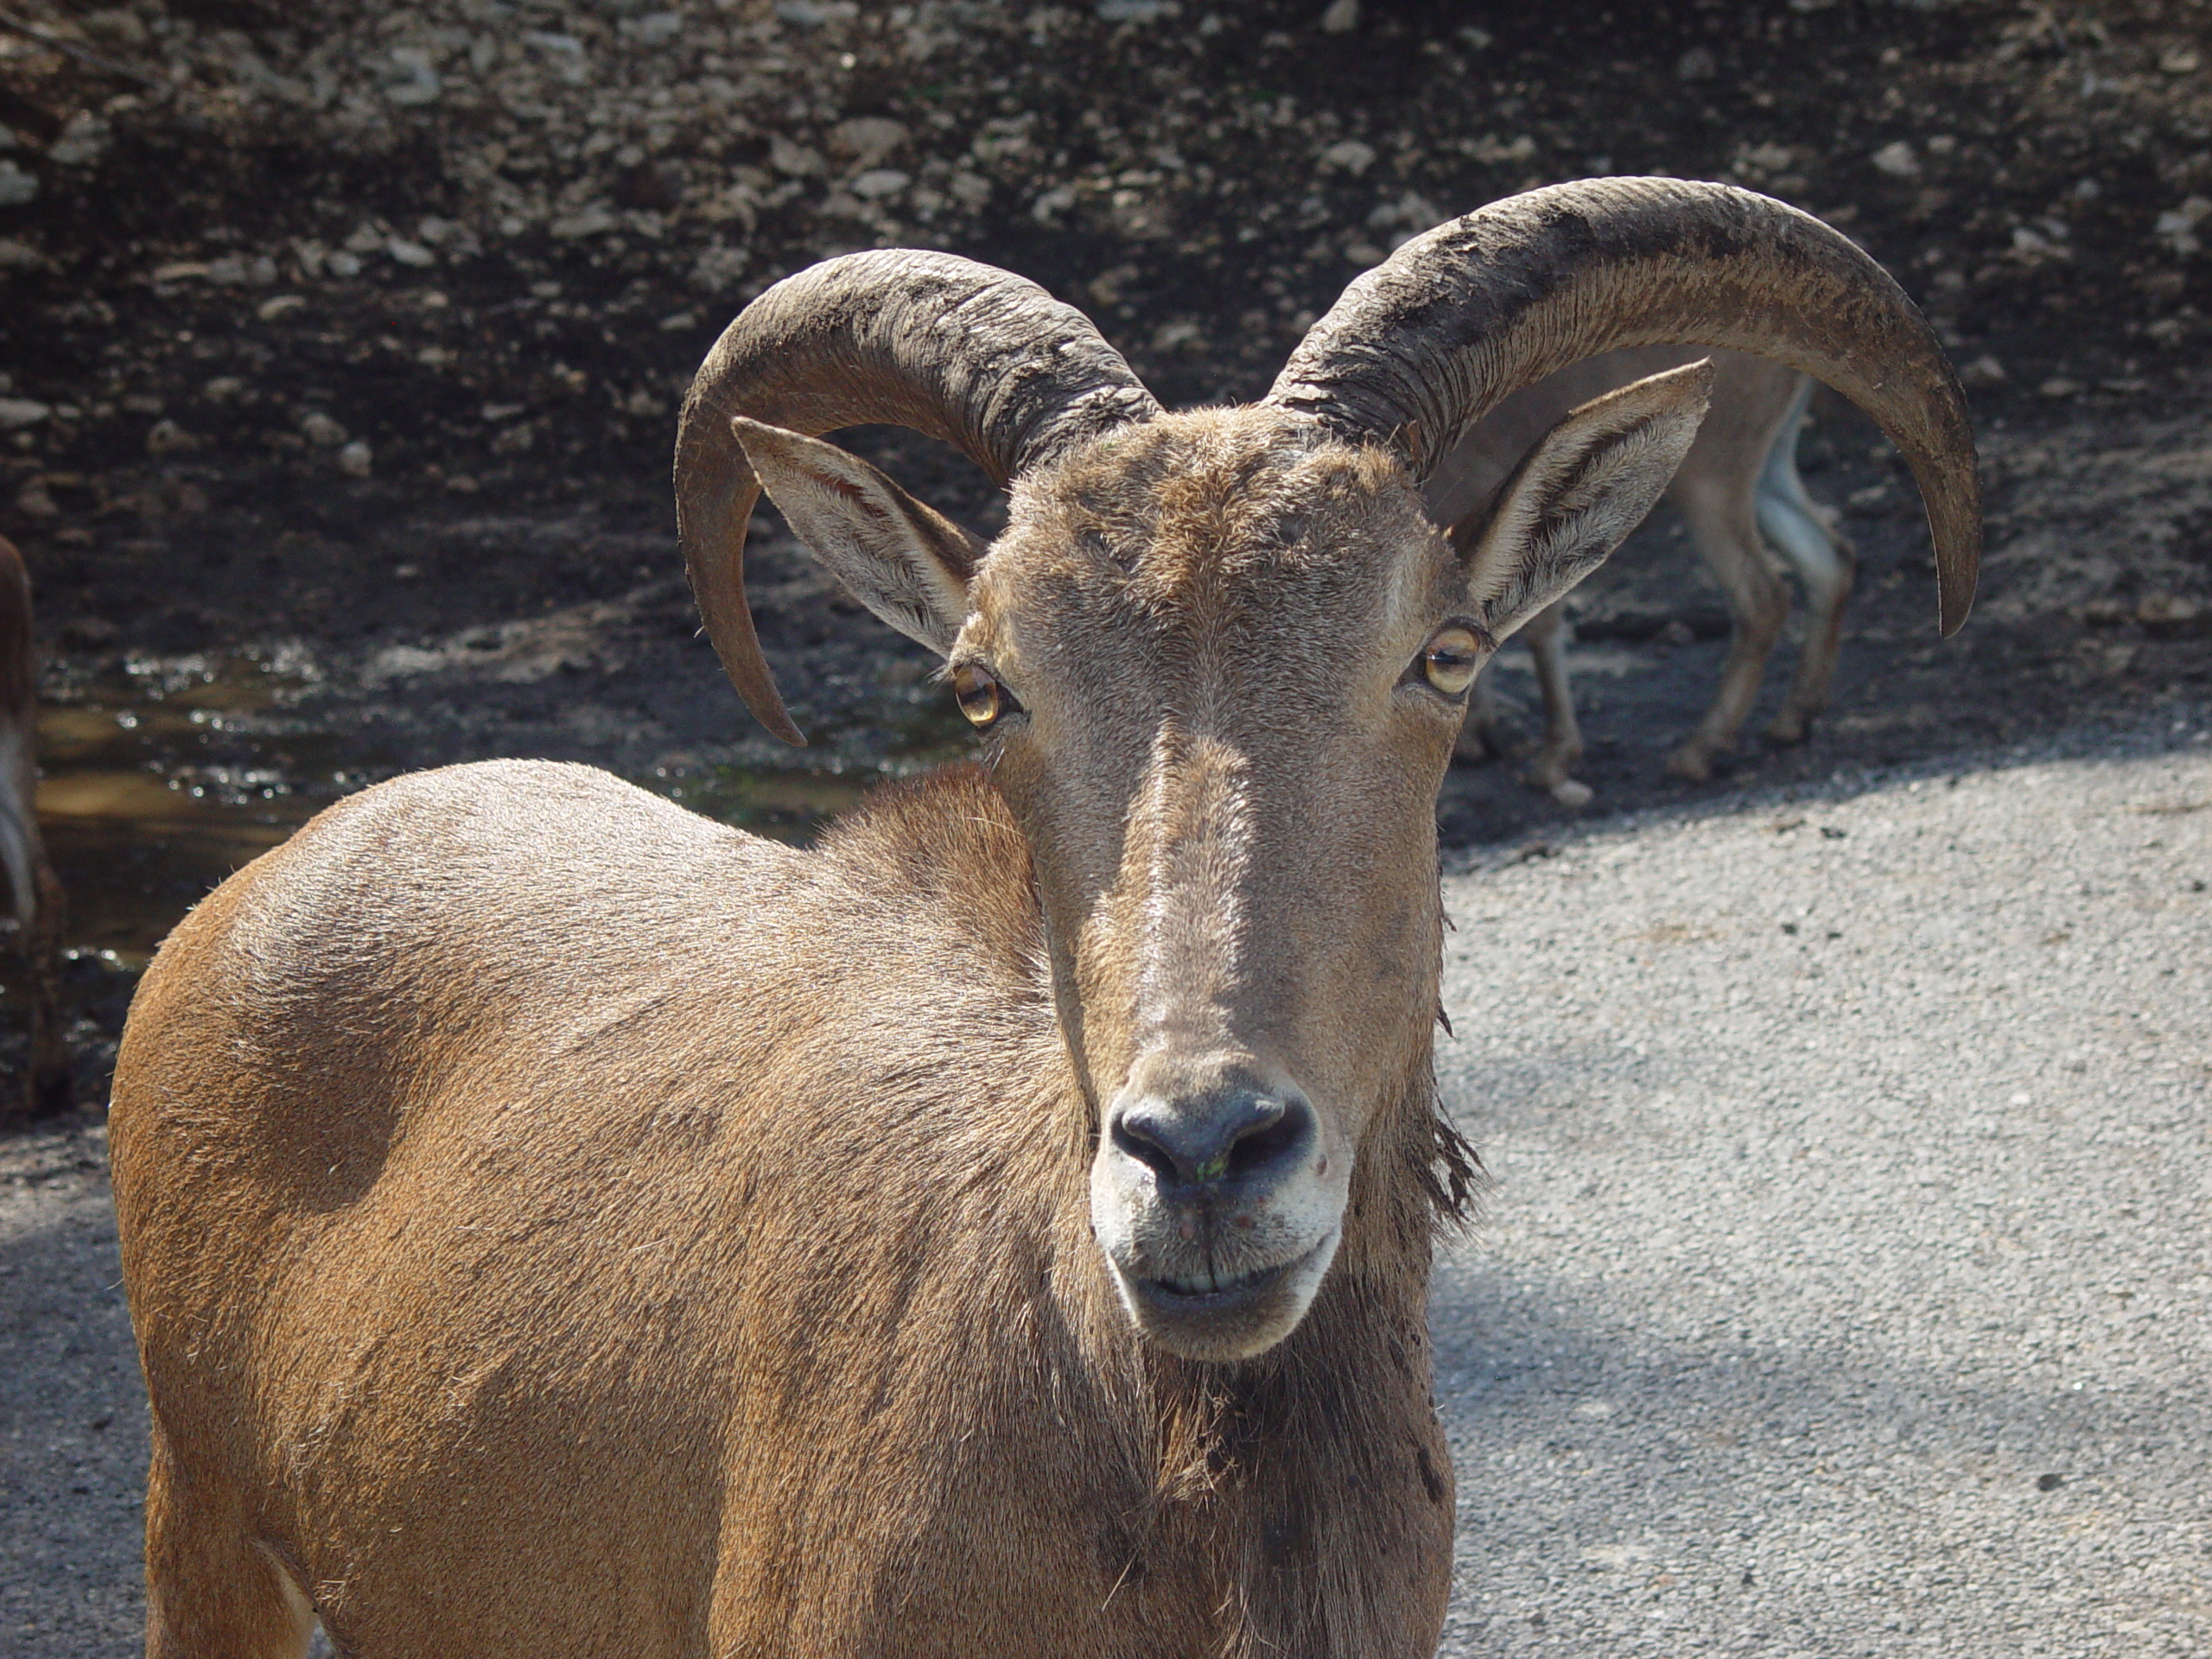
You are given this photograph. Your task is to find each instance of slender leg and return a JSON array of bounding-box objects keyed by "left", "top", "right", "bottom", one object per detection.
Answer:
[
  {"left": 1668, "top": 475, "right": 1790, "bottom": 782},
  {"left": 1453, "top": 659, "right": 1528, "bottom": 766},
  {"left": 25, "top": 855, "right": 69, "bottom": 1116},
  {"left": 143, "top": 1430, "right": 318, "bottom": 1659},
  {"left": 1516, "top": 601, "right": 1592, "bottom": 807},
  {"left": 1755, "top": 383, "right": 1855, "bottom": 746}
]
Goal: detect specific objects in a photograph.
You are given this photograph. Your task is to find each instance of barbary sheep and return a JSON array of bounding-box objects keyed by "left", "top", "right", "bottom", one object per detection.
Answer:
[{"left": 111, "top": 179, "right": 1977, "bottom": 1659}]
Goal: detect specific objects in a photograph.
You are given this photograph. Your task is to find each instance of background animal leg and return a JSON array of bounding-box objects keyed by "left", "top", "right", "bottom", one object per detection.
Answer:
[
  {"left": 1668, "top": 483, "right": 1789, "bottom": 781},
  {"left": 23, "top": 857, "right": 70, "bottom": 1116},
  {"left": 1517, "top": 601, "right": 1592, "bottom": 807},
  {"left": 0, "top": 791, "right": 69, "bottom": 1122},
  {"left": 143, "top": 1433, "right": 317, "bottom": 1659},
  {"left": 1755, "top": 385, "right": 1855, "bottom": 747},
  {"left": 1452, "top": 659, "right": 1530, "bottom": 765}
]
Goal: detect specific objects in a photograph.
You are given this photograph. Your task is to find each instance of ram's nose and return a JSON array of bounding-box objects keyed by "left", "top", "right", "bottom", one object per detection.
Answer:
[{"left": 1106, "top": 1082, "right": 1318, "bottom": 1194}]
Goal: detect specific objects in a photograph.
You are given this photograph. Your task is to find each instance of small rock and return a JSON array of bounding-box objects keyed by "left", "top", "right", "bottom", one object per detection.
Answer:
[
  {"left": 2037, "top": 377, "right": 2082, "bottom": 399},
  {"left": 383, "top": 48, "right": 442, "bottom": 108},
  {"left": 769, "top": 137, "right": 824, "bottom": 178},
  {"left": 1319, "top": 0, "right": 1361, "bottom": 32},
  {"left": 1959, "top": 354, "right": 2006, "bottom": 388},
  {"left": 300, "top": 412, "right": 349, "bottom": 448},
  {"left": 338, "top": 441, "right": 374, "bottom": 479},
  {"left": 2158, "top": 44, "right": 2199, "bottom": 74},
  {"left": 2154, "top": 196, "right": 2210, "bottom": 256},
  {"left": 60, "top": 614, "right": 119, "bottom": 647},
  {"left": 549, "top": 207, "right": 618, "bottom": 241},
  {"left": 1675, "top": 47, "right": 1716, "bottom": 80},
  {"left": 46, "top": 115, "right": 111, "bottom": 169},
  {"left": 0, "top": 161, "right": 39, "bottom": 208},
  {"left": 1871, "top": 141, "right": 1919, "bottom": 178},
  {"left": 2078, "top": 598, "right": 2131, "bottom": 629},
  {"left": 13, "top": 478, "right": 58, "bottom": 518},
  {"left": 849, "top": 168, "right": 910, "bottom": 201},
  {"left": 325, "top": 251, "right": 364, "bottom": 278},
  {"left": 0, "top": 397, "right": 51, "bottom": 431},
  {"left": 1656, "top": 619, "right": 1696, "bottom": 646},
  {"left": 828, "top": 118, "right": 909, "bottom": 168},
  {"left": 0, "top": 238, "right": 44, "bottom": 270},
  {"left": 81, "top": 8, "right": 149, "bottom": 50},
  {"left": 2136, "top": 594, "right": 2207, "bottom": 639},
  {"left": 1096, "top": 0, "right": 1173, "bottom": 18},
  {"left": 145, "top": 419, "right": 197, "bottom": 455},
  {"left": 2036, "top": 1472, "right": 2065, "bottom": 1492},
  {"left": 1317, "top": 139, "right": 1377, "bottom": 176},
  {"left": 622, "top": 11, "right": 685, "bottom": 46},
  {"left": 2146, "top": 317, "right": 2185, "bottom": 346},
  {"left": 386, "top": 238, "right": 436, "bottom": 269},
  {"left": 256, "top": 295, "right": 306, "bottom": 321}
]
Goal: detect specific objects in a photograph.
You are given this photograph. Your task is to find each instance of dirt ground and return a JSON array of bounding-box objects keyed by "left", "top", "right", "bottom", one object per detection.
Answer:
[{"left": 0, "top": 0, "right": 2209, "bottom": 1648}]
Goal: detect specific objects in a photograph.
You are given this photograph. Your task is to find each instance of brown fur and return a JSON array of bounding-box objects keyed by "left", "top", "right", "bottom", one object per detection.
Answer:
[
  {"left": 115, "top": 760, "right": 1459, "bottom": 1658},
  {"left": 111, "top": 388, "right": 1719, "bottom": 1658}
]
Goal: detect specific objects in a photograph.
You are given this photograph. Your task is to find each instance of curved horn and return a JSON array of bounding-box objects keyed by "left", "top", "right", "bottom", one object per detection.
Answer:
[
  {"left": 1268, "top": 179, "right": 1980, "bottom": 635},
  {"left": 677, "top": 250, "right": 1162, "bottom": 742}
]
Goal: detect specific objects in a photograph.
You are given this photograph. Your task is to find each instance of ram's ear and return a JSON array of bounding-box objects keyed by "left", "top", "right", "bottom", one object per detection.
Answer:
[
  {"left": 1450, "top": 359, "right": 1713, "bottom": 641},
  {"left": 732, "top": 417, "right": 982, "bottom": 657}
]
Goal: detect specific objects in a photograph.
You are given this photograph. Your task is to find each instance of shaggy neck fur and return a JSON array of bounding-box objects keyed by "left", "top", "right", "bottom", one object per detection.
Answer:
[{"left": 814, "top": 763, "right": 1476, "bottom": 1655}]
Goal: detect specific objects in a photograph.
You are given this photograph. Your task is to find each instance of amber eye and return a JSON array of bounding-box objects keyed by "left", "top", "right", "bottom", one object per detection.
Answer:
[
  {"left": 951, "top": 663, "right": 1014, "bottom": 728},
  {"left": 1421, "top": 626, "right": 1484, "bottom": 697}
]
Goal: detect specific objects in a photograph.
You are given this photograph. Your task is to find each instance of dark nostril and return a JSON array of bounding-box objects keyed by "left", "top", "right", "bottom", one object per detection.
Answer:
[
  {"left": 1225, "top": 1103, "right": 1306, "bottom": 1179},
  {"left": 1110, "top": 1090, "right": 1315, "bottom": 1187},
  {"left": 1111, "top": 1113, "right": 1181, "bottom": 1181}
]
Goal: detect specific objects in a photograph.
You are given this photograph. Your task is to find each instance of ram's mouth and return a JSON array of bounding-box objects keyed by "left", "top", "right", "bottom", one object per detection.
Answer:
[{"left": 1130, "top": 1238, "right": 1329, "bottom": 1315}]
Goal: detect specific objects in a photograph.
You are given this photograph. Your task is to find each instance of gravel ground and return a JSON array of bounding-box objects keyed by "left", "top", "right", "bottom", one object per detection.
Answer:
[
  {"left": 1432, "top": 716, "right": 2212, "bottom": 1657},
  {"left": 5, "top": 707, "right": 2206, "bottom": 1656}
]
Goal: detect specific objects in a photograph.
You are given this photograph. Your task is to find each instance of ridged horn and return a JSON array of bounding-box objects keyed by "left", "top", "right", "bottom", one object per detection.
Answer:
[
  {"left": 1268, "top": 178, "right": 1980, "bottom": 635},
  {"left": 676, "top": 250, "right": 1163, "bottom": 742}
]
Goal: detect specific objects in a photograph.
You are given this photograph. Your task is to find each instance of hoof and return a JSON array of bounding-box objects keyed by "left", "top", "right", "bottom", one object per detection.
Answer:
[
  {"left": 1547, "top": 778, "right": 1594, "bottom": 810},
  {"left": 1763, "top": 713, "right": 1812, "bottom": 748},
  {"left": 1667, "top": 744, "right": 1716, "bottom": 782},
  {"left": 1456, "top": 718, "right": 1529, "bottom": 766}
]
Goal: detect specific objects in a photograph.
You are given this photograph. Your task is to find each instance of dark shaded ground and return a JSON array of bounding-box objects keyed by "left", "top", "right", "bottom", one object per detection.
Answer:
[
  {"left": 0, "top": 0, "right": 2203, "bottom": 1099},
  {"left": 0, "top": 0, "right": 2204, "bottom": 1185}
]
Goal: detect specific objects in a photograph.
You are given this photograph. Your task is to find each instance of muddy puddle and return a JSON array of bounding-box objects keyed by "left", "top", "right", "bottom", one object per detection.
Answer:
[{"left": 33, "top": 648, "right": 970, "bottom": 969}]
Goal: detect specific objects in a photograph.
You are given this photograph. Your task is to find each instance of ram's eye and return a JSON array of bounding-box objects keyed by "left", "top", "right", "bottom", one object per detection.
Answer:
[
  {"left": 1421, "top": 626, "right": 1484, "bottom": 697},
  {"left": 951, "top": 664, "right": 1019, "bottom": 728}
]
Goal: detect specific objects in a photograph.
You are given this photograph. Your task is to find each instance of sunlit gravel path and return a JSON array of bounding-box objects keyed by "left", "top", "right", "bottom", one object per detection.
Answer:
[{"left": 1433, "top": 730, "right": 2211, "bottom": 1658}]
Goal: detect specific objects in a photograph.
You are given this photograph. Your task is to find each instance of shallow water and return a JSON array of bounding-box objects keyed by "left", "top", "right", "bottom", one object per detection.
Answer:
[{"left": 33, "top": 650, "right": 972, "bottom": 966}]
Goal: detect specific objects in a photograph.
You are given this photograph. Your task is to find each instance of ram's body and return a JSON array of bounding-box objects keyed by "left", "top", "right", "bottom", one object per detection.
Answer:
[
  {"left": 111, "top": 181, "right": 1977, "bottom": 1659},
  {"left": 1429, "top": 348, "right": 1849, "bottom": 800},
  {"left": 117, "top": 756, "right": 1453, "bottom": 1656}
]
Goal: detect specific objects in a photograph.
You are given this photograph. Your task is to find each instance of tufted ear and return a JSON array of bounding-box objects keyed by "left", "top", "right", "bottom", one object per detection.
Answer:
[
  {"left": 731, "top": 417, "right": 983, "bottom": 657},
  {"left": 1450, "top": 359, "right": 1713, "bottom": 641}
]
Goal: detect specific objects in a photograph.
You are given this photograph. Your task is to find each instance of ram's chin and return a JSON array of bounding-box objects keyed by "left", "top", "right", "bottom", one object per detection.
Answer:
[{"left": 1103, "top": 1231, "right": 1340, "bottom": 1363}]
